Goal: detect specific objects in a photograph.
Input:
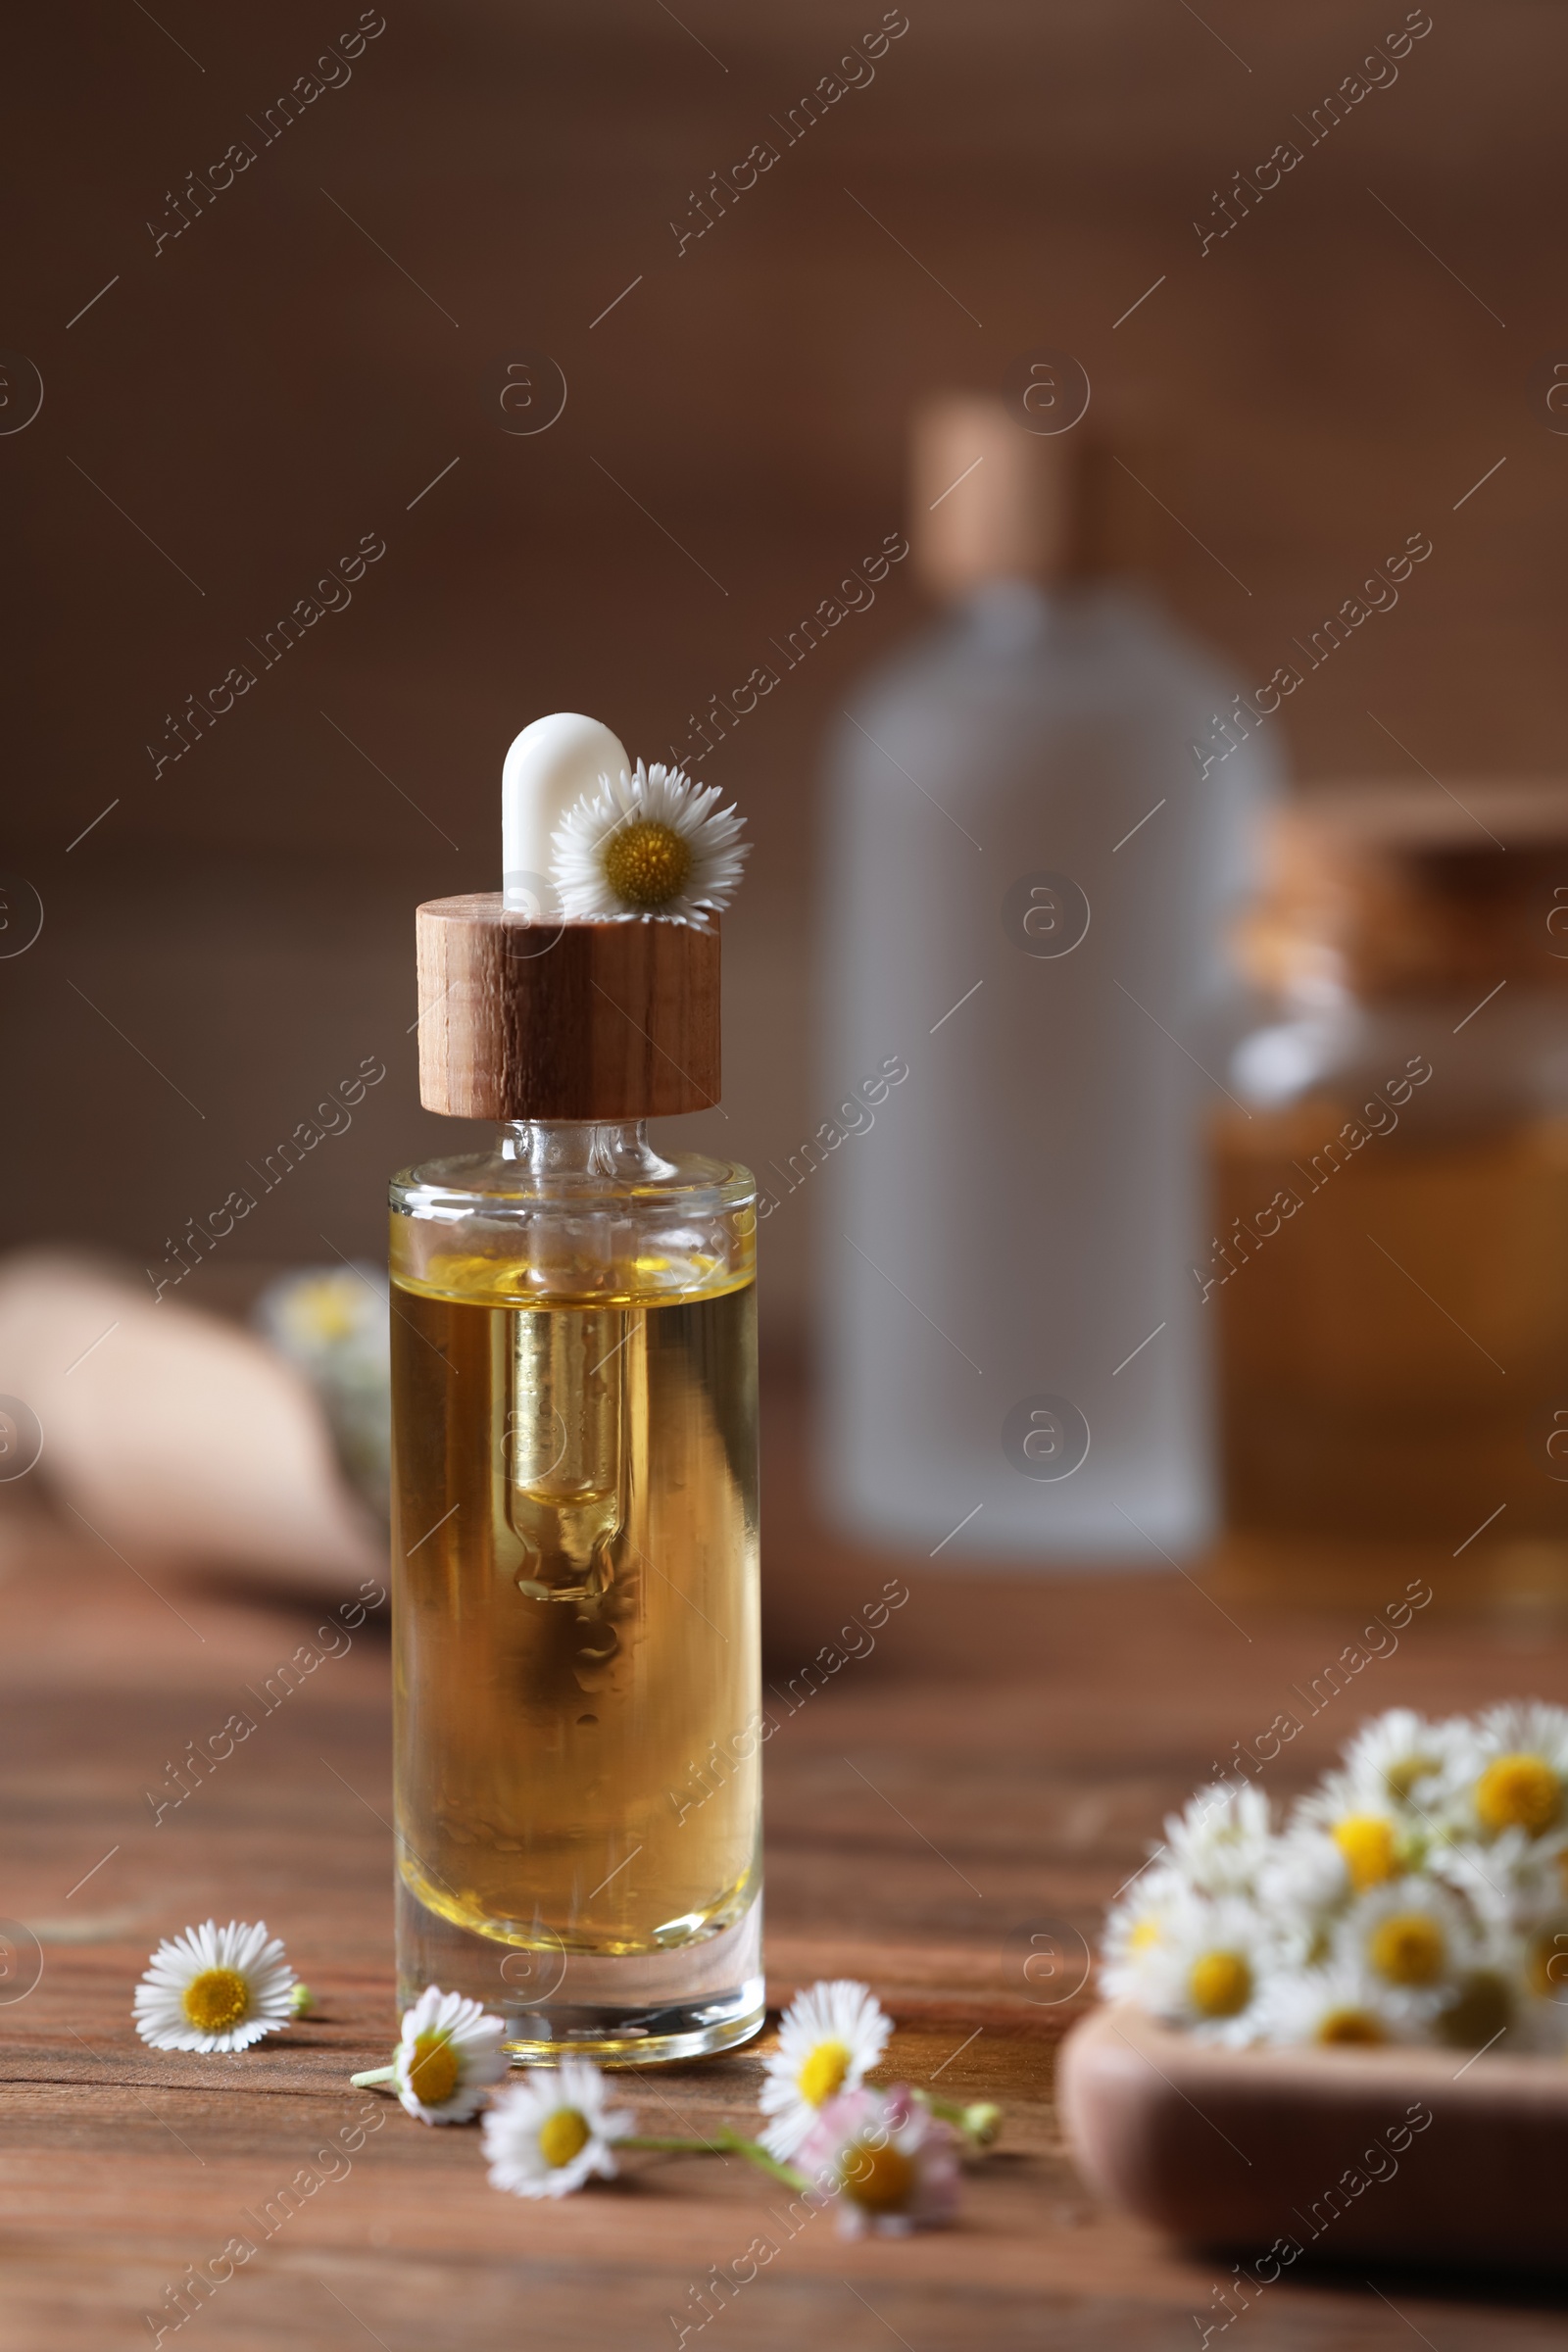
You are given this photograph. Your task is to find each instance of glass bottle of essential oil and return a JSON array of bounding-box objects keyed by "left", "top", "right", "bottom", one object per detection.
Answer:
[
  {"left": 1211, "top": 781, "right": 1568, "bottom": 1588},
  {"left": 390, "top": 714, "right": 761, "bottom": 2063}
]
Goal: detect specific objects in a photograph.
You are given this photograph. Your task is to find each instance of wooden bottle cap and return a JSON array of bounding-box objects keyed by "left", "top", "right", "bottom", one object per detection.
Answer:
[{"left": 416, "top": 895, "right": 720, "bottom": 1120}]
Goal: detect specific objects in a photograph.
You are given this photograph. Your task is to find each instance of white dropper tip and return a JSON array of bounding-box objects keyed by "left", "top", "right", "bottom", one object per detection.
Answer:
[{"left": 502, "top": 712, "right": 630, "bottom": 913}]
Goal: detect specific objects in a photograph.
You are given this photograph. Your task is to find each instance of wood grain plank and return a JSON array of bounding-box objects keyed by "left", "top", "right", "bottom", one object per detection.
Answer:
[{"left": 5, "top": 1380, "right": 1568, "bottom": 2347}]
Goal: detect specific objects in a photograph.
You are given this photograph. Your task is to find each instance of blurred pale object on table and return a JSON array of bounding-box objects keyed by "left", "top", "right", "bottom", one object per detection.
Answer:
[
  {"left": 0, "top": 1251, "right": 383, "bottom": 1589},
  {"left": 253, "top": 1263, "right": 391, "bottom": 1522}
]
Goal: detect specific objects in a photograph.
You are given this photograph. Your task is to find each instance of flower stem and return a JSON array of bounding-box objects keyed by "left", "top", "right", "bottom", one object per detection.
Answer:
[
  {"left": 922, "top": 2092, "right": 1002, "bottom": 2147},
  {"left": 619, "top": 2130, "right": 808, "bottom": 2190},
  {"left": 715, "top": 2130, "right": 810, "bottom": 2191},
  {"left": 350, "top": 2065, "right": 397, "bottom": 2088}
]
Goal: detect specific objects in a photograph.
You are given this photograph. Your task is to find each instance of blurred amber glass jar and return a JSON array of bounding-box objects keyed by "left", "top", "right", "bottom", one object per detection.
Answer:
[{"left": 1209, "top": 783, "right": 1568, "bottom": 1556}]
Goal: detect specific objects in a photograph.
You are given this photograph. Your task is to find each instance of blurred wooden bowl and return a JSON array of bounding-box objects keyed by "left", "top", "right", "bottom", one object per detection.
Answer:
[{"left": 1059, "top": 2000, "right": 1568, "bottom": 2274}]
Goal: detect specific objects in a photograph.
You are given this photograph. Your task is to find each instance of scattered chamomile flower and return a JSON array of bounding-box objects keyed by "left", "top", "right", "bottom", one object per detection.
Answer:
[
  {"left": 1254, "top": 1958, "right": 1413, "bottom": 2048},
  {"left": 134, "top": 1919, "right": 295, "bottom": 2053},
  {"left": 1137, "top": 1891, "right": 1283, "bottom": 2047},
  {"left": 798, "top": 2085, "right": 960, "bottom": 2238},
  {"left": 550, "top": 759, "right": 748, "bottom": 929},
  {"left": 482, "top": 2058, "right": 633, "bottom": 2198},
  {"left": 760, "top": 1979, "right": 894, "bottom": 2161},
  {"left": 288, "top": 1983, "right": 316, "bottom": 2019},
  {"left": 393, "top": 1986, "right": 509, "bottom": 2125}
]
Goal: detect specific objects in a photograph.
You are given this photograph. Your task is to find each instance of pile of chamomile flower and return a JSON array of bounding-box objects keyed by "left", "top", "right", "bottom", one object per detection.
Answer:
[{"left": 1102, "top": 1704, "right": 1568, "bottom": 2053}]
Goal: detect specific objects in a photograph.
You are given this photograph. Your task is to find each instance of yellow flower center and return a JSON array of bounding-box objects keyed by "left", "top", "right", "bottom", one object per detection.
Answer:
[
  {"left": 840, "top": 2139, "right": 915, "bottom": 2214},
  {"left": 538, "top": 2107, "right": 591, "bottom": 2169},
  {"left": 1316, "top": 2008, "right": 1386, "bottom": 2045},
  {"left": 602, "top": 819, "right": 691, "bottom": 908},
  {"left": 1369, "top": 1913, "right": 1446, "bottom": 1985},
  {"left": 1438, "top": 1971, "right": 1512, "bottom": 2048},
  {"left": 407, "top": 2031, "right": 460, "bottom": 2107},
  {"left": 180, "top": 1967, "right": 251, "bottom": 2033},
  {"left": 1332, "top": 1814, "right": 1400, "bottom": 1891},
  {"left": 1189, "top": 1951, "right": 1252, "bottom": 2019},
  {"left": 290, "top": 1280, "right": 359, "bottom": 1343},
  {"left": 1128, "top": 1919, "right": 1160, "bottom": 1951},
  {"left": 798, "top": 2040, "right": 852, "bottom": 2108},
  {"left": 1476, "top": 1753, "right": 1561, "bottom": 1838}
]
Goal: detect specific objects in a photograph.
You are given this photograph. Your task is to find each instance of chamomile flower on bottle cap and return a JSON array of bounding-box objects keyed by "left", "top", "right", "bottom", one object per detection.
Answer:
[
  {"left": 551, "top": 759, "right": 748, "bottom": 930},
  {"left": 416, "top": 714, "right": 731, "bottom": 1121}
]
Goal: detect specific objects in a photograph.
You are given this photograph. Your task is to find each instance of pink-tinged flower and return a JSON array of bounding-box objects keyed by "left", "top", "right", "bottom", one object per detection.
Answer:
[{"left": 797, "top": 2084, "right": 961, "bottom": 2238}]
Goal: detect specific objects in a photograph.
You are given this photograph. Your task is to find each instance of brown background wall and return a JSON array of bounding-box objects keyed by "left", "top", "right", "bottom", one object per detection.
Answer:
[{"left": 5, "top": 0, "right": 1565, "bottom": 1333}]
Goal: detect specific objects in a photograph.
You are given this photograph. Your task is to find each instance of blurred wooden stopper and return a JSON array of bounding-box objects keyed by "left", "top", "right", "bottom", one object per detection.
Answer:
[
  {"left": 910, "top": 391, "right": 1168, "bottom": 598},
  {"left": 416, "top": 894, "right": 720, "bottom": 1120}
]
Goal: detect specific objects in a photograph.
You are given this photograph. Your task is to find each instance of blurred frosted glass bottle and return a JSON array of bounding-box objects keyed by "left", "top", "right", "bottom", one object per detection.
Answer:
[{"left": 820, "top": 395, "right": 1278, "bottom": 1561}]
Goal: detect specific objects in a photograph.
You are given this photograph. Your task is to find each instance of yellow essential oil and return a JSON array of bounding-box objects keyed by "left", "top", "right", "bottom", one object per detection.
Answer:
[{"left": 390, "top": 1126, "right": 762, "bottom": 2063}]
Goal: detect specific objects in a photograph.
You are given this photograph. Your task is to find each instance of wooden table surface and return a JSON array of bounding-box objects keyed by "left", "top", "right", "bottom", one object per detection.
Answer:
[{"left": 5, "top": 1375, "right": 1568, "bottom": 2351}]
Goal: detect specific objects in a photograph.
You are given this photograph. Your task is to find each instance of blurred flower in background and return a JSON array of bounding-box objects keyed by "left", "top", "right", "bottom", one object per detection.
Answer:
[{"left": 254, "top": 1265, "right": 390, "bottom": 1524}]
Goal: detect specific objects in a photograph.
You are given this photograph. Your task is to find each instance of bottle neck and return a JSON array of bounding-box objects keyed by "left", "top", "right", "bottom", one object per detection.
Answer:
[{"left": 498, "top": 1120, "right": 676, "bottom": 1181}]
